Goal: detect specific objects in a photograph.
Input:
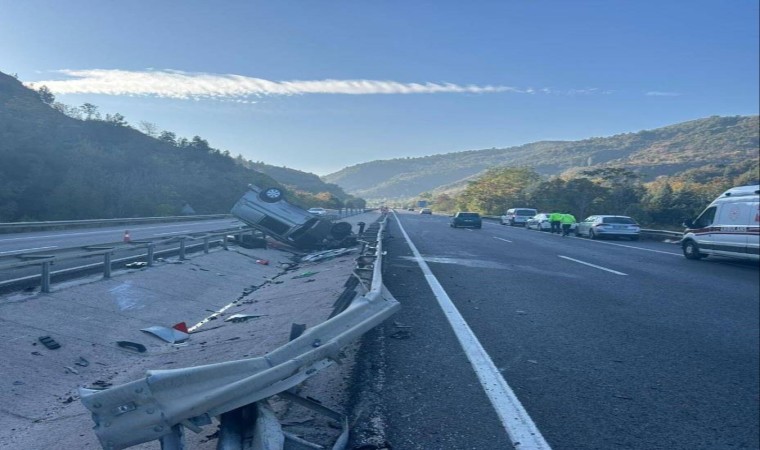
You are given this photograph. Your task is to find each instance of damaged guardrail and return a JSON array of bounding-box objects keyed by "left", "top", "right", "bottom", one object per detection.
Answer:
[
  {"left": 79, "top": 216, "right": 399, "bottom": 450},
  {"left": 0, "top": 214, "right": 233, "bottom": 233}
]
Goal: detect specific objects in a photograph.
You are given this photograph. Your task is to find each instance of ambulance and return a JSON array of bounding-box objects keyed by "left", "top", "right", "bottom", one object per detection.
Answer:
[{"left": 681, "top": 184, "right": 760, "bottom": 261}]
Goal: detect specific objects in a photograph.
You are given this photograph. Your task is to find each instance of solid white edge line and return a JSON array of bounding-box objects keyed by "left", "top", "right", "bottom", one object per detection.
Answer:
[
  {"left": 557, "top": 255, "right": 628, "bottom": 275},
  {"left": 393, "top": 212, "right": 552, "bottom": 450},
  {"left": 494, "top": 237, "right": 513, "bottom": 243},
  {"left": 0, "top": 246, "right": 58, "bottom": 255}
]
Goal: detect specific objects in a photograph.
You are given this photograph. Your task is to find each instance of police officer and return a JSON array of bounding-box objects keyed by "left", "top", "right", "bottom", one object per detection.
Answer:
[
  {"left": 549, "top": 211, "right": 563, "bottom": 234},
  {"left": 560, "top": 213, "right": 577, "bottom": 236}
]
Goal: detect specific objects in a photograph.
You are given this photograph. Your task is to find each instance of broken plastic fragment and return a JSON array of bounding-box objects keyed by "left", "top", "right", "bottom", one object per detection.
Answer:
[
  {"left": 141, "top": 326, "right": 190, "bottom": 343},
  {"left": 224, "top": 314, "right": 264, "bottom": 323}
]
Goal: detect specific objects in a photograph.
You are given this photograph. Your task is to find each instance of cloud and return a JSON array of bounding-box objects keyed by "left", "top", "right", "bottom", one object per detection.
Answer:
[
  {"left": 26, "top": 69, "right": 526, "bottom": 100},
  {"left": 25, "top": 69, "right": 610, "bottom": 101},
  {"left": 645, "top": 91, "right": 681, "bottom": 97}
]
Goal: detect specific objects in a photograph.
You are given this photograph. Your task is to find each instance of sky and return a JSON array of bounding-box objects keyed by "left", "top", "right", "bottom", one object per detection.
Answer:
[{"left": 1, "top": 1, "right": 758, "bottom": 175}]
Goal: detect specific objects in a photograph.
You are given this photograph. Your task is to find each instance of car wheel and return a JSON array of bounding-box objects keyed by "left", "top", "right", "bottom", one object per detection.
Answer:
[
  {"left": 509, "top": 220, "right": 515, "bottom": 226},
  {"left": 259, "top": 187, "right": 284, "bottom": 203},
  {"left": 683, "top": 240, "right": 704, "bottom": 260},
  {"left": 630, "top": 236, "right": 640, "bottom": 241},
  {"left": 589, "top": 229, "right": 597, "bottom": 240}
]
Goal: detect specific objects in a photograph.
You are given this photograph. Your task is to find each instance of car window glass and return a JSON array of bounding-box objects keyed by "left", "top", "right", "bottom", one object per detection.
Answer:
[
  {"left": 602, "top": 217, "right": 635, "bottom": 224},
  {"left": 694, "top": 206, "right": 717, "bottom": 228}
]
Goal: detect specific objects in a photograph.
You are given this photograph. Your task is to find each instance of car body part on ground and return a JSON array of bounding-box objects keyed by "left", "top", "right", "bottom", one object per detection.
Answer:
[
  {"left": 681, "top": 184, "right": 760, "bottom": 261},
  {"left": 450, "top": 212, "right": 483, "bottom": 229},
  {"left": 307, "top": 207, "right": 328, "bottom": 215},
  {"left": 140, "top": 326, "right": 190, "bottom": 344},
  {"left": 575, "top": 215, "right": 641, "bottom": 240},
  {"left": 500, "top": 208, "right": 537, "bottom": 226}
]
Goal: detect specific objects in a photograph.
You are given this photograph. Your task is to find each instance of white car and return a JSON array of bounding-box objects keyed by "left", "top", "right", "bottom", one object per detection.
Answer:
[
  {"left": 307, "top": 207, "right": 327, "bottom": 215},
  {"left": 525, "top": 213, "right": 552, "bottom": 231}
]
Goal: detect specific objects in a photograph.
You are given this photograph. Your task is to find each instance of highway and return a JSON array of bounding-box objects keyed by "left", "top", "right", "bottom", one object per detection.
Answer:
[
  {"left": 0, "top": 218, "right": 244, "bottom": 256},
  {"left": 352, "top": 211, "right": 759, "bottom": 449}
]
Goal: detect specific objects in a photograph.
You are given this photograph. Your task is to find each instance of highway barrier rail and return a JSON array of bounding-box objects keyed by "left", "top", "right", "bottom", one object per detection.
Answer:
[
  {"left": 0, "top": 227, "right": 257, "bottom": 293},
  {"left": 78, "top": 215, "right": 399, "bottom": 449}
]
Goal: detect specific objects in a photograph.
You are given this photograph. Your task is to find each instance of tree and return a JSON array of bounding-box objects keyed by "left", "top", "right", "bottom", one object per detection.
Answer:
[
  {"left": 138, "top": 121, "right": 159, "bottom": 137},
  {"left": 37, "top": 86, "right": 55, "bottom": 105},
  {"left": 158, "top": 131, "right": 178, "bottom": 146},
  {"left": 105, "top": 113, "right": 128, "bottom": 126},
  {"left": 80, "top": 103, "right": 100, "bottom": 120}
]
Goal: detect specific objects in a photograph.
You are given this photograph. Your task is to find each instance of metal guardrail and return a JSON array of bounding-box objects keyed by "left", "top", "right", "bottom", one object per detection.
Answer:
[
  {"left": 0, "top": 227, "right": 257, "bottom": 293},
  {"left": 78, "top": 215, "right": 399, "bottom": 449},
  {"left": 0, "top": 214, "right": 234, "bottom": 233}
]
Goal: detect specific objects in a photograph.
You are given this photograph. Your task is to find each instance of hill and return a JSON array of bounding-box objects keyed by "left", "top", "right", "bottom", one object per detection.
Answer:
[
  {"left": 323, "top": 116, "right": 759, "bottom": 201},
  {"left": 0, "top": 71, "right": 361, "bottom": 221}
]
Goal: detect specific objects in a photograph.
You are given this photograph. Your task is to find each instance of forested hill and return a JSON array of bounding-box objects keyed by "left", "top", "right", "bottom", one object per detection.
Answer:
[
  {"left": 0, "top": 71, "right": 361, "bottom": 222},
  {"left": 323, "top": 115, "right": 759, "bottom": 201}
]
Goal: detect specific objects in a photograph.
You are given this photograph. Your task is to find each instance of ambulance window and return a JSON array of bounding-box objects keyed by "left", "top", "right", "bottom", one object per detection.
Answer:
[{"left": 694, "top": 206, "right": 716, "bottom": 228}]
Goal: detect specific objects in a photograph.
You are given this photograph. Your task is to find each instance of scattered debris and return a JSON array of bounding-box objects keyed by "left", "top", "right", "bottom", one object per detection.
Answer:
[
  {"left": 64, "top": 366, "right": 79, "bottom": 375},
  {"left": 31, "top": 351, "right": 42, "bottom": 356},
  {"left": 62, "top": 396, "right": 75, "bottom": 404},
  {"left": 173, "top": 322, "right": 189, "bottom": 333},
  {"left": 90, "top": 380, "right": 113, "bottom": 389},
  {"left": 389, "top": 330, "right": 411, "bottom": 340},
  {"left": 292, "top": 271, "right": 319, "bottom": 279},
  {"left": 224, "top": 314, "right": 264, "bottom": 323},
  {"left": 74, "top": 357, "right": 90, "bottom": 367},
  {"left": 256, "top": 259, "right": 270, "bottom": 265},
  {"left": 301, "top": 248, "right": 356, "bottom": 263},
  {"left": 141, "top": 326, "right": 190, "bottom": 344},
  {"left": 38, "top": 336, "right": 61, "bottom": 350},
  {"left": 116, "top": 341, "right": 147, "bottom": 353},
  {"left": 125, "top": 261, "right": 148, "bottom": 268}
]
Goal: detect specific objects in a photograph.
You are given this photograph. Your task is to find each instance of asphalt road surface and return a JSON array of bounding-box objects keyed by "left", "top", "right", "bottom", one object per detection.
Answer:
[
  {"left": 352, "top": 211, "right": 759, "bottom": 450},
  {"left": 0, "top": 218, "right": 244, "bottom": 255}
]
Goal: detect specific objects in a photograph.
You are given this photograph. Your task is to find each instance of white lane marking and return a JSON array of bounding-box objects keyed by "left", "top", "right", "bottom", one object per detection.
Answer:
[
  {"left": 395, "top": 214, "right": 552, "bottom": 450},
  {"left": 558, "top": 255, "right": 627, "bottom": 275},
  {"left": 578, "top": 238, "right": 681, "bottom": 256},
  {"left": 493, "top": 237, "right": 513, "bottom": 243},
  {"left": 0, "top": 246, "right": 58, "bottom": 255}
]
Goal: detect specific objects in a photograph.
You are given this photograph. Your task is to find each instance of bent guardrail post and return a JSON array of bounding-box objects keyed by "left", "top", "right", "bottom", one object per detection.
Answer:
[{"left": 79, "top": 215, "right": 399, "bottom": 450}]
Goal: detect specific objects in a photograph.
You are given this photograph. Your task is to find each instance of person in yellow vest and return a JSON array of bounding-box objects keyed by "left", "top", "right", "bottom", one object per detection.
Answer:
[
  {"left": 560, "top": 213, "right": 577, "bottom": 236},
  {"left": 549, "top": 211, "right": 563, "bottom": 234}
]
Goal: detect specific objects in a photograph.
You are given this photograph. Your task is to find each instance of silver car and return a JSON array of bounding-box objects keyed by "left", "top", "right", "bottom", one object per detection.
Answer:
[
  {"left": 575, "top": 215, "right": 640, "bottom": 240},
  {"left": 525, "top": 213, "right": 552, "bottom": 231}
]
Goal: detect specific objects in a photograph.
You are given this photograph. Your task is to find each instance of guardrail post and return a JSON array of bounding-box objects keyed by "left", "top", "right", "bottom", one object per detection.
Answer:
[
  {"left": 203, "top": 237, "right": 210, "bottom": 254},
  {"left": 41, "top": 261, "right": 52, "bottom": 293},
  {"left": 158, "top": 424, "right": 185, "bottom": 449},
  {"left": 147, "top": 243, "right": 155, "bottom": 267},
  {"left": 103, "top": 252, "right": 112, "bottom": 279},
  {"left": 222, "top": 235, "right": 229, "bottom": 250},
  {"left": 179, "top": 238, "right": 186, "bottom": 261}
]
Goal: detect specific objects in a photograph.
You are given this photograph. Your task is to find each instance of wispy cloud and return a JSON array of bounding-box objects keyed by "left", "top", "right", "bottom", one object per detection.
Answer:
[
  {"left": 25, "top": 69, "right": 609, "bottom": 101},
  {"left": 645, "top": 91, "right": 681, "bottom": 97}
]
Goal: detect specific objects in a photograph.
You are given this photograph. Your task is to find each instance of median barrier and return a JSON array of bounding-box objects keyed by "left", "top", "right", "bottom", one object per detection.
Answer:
[{"left": 77, "top": 215, "right": 399, "bottom": 449}]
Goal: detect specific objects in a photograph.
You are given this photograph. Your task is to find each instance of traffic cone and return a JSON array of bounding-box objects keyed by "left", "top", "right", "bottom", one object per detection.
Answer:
[{"left": 123, "top": 230, "right": 131, "bottom": 243}]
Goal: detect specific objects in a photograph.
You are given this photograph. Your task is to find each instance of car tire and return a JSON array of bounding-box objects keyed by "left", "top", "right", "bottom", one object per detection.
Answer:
[
  {"left": 259, "top": 187, "right": 284, "bottom": 203},
  {"left": 509, "top": 220, "right": 515, "bottom": 226},
  {"left": 683, "top": 240, "right": 705, "bottom": 260},
  {"left": 630, "top": 236, "right": 640, "bottom": 241},
  {"left": 589, "top": 229, "right": 597, "bottom": 240}
]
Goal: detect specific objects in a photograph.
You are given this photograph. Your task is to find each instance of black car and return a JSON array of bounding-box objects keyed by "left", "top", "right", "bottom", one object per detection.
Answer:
[{"left": 450, "top": 212, "right": 482, "bottom": 228}]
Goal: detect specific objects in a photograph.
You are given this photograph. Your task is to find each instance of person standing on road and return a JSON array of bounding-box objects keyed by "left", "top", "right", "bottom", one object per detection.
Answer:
[
  {"left": 561, "top": 213, "right": 577, "bottom": 236},
  {"left": 549, "top": 211, "right": 563, "bottom": 234}
]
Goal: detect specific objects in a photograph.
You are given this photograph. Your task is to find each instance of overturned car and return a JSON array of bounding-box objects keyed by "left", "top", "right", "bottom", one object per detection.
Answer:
[{"left": 231, "top": 185, "right": 356, "bottom": 250}]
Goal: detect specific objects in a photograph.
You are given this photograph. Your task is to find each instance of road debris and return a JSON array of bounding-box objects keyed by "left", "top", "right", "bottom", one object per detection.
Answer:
[
  {"left": 224, "top": 314, "right": 264, "bottom": 323},
  {"left": 141, "top": 326, "right": 190, "bottom": 343},
  {"left": 38, "top": 336, "right": 61, "bottom": 350},
  {"left": 116, "top": 341, "right": 147, "bottom": 353}
]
